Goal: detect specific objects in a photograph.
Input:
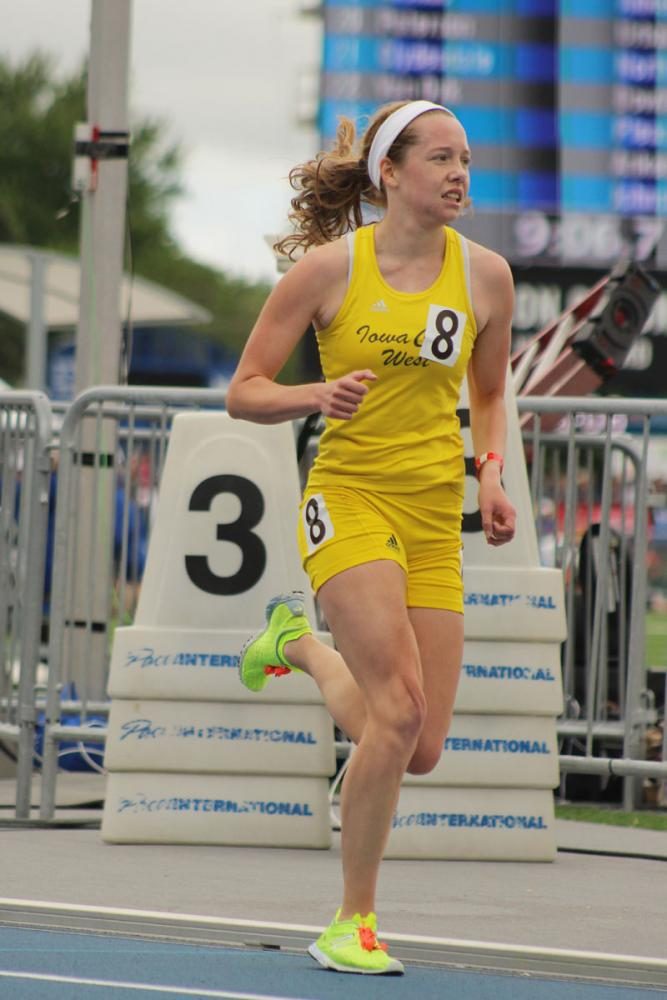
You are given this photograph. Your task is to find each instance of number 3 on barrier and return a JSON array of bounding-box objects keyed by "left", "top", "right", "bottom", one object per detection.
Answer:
[
  {"left": 185, "top": 474, "right": 267, "bottom": 596},
  {"left": 457, "top": 406, "right": 482, "bottom": 536},
  {"left": 133, "top": 414, "right": 311, "bottom": 632}
]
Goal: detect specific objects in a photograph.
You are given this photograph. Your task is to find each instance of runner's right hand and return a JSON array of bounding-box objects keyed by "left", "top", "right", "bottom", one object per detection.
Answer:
[{"left": 315, "top": 370, "right": 377, "bottom": 420}]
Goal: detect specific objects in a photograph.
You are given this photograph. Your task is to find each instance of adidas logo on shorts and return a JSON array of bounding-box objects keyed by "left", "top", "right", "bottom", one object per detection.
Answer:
[
  {"left": 370, "top": 298, "right": 390, "bottom": 312},
  {"left": 385, "top": 534, "right": 400, "bottom": 551}
]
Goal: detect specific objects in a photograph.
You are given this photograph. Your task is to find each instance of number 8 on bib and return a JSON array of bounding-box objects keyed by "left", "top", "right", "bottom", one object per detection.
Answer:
[
  {"left": 303, "top": 493, "right": 335, "bottom": 553},
  {"left": 420, "top": 304, "right": 467, "bottom": 367}
]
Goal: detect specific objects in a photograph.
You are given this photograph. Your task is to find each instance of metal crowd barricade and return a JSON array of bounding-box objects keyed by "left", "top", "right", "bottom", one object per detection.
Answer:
[
  {"left": 0, "top": 391, "right": 52, "bottom": 819},
  {"left": 518, "top": 396, "right": 667, "bottom": 809},
  {"left": 36, "top": 388, "right": 667, "bottom": 820},
  {"left": 39, "top": 385, "right": 227, "bottom": 822}
]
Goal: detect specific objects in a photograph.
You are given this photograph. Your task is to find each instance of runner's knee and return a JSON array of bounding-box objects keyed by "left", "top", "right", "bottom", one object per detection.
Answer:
[
  {"left": 406, "top": 737, "right": 442, "bottom": 776},
  {"left": 368, "top": 672, "right": 427, "bottom": 746}
]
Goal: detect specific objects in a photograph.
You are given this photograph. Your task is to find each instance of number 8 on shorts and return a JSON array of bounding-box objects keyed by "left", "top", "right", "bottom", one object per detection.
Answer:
[{"left": 302, "top": 493, "right": 335, "bottom": 553}]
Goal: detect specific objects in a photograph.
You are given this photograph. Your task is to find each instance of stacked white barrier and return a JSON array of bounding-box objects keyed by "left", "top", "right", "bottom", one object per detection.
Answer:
[
  {"left": 386, "top": 379, "right": 566, "bottom": 861},
  {"left": 101, "top": 378, "right": 564, "bottom": 858},
  {"left": 101, "top": 414, "right": 335, "bottom": 847}
]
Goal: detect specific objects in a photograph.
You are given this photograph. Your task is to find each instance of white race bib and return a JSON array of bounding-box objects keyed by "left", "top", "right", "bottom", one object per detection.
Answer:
[
  {"left": 302, "top": 494, "right": 335, "bottom": 553},
  {"left": 420, "top": 304, "right": 467, "bottom": 367}
]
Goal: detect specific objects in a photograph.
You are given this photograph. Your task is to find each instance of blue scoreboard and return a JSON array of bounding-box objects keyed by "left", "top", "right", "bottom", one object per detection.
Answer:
[{"left": 320, "top": 0, "right": 667, "bottom": 269}]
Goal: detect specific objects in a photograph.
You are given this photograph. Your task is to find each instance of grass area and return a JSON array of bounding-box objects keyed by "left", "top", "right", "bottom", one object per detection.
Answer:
[
  {"left": 646, "top": 610, "right": 667, "bottom": 672},
  {"left": 555, "top": 803, "right": 667, "bottom": 831}
]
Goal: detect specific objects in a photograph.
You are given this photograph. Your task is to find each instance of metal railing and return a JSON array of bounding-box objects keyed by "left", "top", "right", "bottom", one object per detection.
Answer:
[
  {"left": 0, "top": 386, "right": 664, "bottom": 819},
  {"left": 518, "top": 396, "right": 667, "bottom": 808},
  {"left": 39, "top": 386, "right": 229, "bottom": 820},
  {"left": 0, "top": 392, "right": 53, "bottom": 818}
]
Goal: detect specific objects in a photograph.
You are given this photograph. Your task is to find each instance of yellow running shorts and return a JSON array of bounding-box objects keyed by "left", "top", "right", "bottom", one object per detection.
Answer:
[{"left": 297, "top": 481, "right": 464, "bottom": 612}]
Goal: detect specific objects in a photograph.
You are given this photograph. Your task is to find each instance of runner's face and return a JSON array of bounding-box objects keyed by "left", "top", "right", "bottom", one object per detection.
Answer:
[{"left": 383, "top": 113, "right": 471, "bottom": 223}]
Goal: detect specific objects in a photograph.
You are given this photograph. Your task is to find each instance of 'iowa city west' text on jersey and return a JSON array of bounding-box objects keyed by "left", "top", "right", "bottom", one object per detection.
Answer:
[{"left": 309, "top": 223, "right": 478, "bottom": 494}]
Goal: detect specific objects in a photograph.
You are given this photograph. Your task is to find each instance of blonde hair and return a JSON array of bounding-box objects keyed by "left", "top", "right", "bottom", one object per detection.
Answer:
[{"left": 274, "top": 100, "right": 456, "bottom": 259}]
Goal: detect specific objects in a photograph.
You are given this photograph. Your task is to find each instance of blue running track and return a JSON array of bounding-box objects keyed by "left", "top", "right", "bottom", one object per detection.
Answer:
[{"left": 0, "top": 927, "right": 665, "bottom": 1000}]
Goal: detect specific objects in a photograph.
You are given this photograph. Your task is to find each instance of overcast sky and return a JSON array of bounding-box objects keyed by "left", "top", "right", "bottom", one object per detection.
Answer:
[{"left": 6, "top": 0, "right": 322, "bottom": 283}]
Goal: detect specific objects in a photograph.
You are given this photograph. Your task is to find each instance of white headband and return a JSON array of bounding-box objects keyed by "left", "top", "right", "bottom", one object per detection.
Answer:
[{"left": 367, "top": 101, "right": 453, "bottom": 190}]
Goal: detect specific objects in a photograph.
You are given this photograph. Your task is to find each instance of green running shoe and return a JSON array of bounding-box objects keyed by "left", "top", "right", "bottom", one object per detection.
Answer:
[
  {"left": 238, "top": 591, "right": 312, "bottom": 693},
  {"left": 308, "top": 910, "right": 404, "bottom": 975}
]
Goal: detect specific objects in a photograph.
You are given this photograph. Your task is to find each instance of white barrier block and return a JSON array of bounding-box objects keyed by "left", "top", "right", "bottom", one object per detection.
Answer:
[
  {"left": 107, "top": 626, "right": 332, "bottom": 704},
  {"left": 463, "top": 566, "right": 567, "bottom": 641},
  {"left": 456, "top": 641, "right": 564, "bottom": 715},
  {"left": 104, "top": 700, "right": 335, "bottom": 776},
  {"left": 101, "top": 773, "right": 332, "bottom": 848},
  {"left": 459, "top": 375, "right": 540, "bottom": 568},
  {"left": 134, "top": 414, "right": 313, "bottom": 630},
  {"left": 386, "top": 787, "right": 556, "bottom": 860},
  {"left": 403, "top": 715, "right": 559, "bottom": 788}
]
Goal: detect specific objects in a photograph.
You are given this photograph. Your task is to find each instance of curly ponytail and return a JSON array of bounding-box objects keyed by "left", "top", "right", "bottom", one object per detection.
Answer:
[{"left": 274, "top": 101, "right": 419, "bottom": 260}]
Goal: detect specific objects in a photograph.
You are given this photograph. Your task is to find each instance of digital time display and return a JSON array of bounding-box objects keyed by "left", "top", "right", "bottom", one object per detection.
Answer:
[
  {"left": 320, "top": 0, "right": 667, "bottom": 268},
  {"left": 322, "top": 0, "right": 558, "bottom": 212},
  {"left": 560, "top": 0, "right": 667, "bottom": 215}
]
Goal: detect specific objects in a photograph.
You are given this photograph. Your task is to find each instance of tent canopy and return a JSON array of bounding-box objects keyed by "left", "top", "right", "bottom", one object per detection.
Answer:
[{"left": 0, "top": 244, "right": 212, "bottom": 328}]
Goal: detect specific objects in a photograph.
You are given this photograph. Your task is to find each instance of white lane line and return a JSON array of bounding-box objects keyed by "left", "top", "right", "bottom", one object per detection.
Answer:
[
  {"left": 0, "top": 898, "right": 321, "bottom": 935},
  {"left": 0, "top": 970, "right": 312, "bottom": 1000}
]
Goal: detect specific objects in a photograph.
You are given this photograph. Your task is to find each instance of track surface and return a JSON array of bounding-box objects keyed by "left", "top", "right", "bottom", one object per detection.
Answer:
[{"left": 1, "top": 926, "right": 665, "bottom": 1000}]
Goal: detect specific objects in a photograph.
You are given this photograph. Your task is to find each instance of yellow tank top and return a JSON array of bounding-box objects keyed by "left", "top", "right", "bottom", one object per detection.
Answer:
[{"left": 308, "top": 223, "right": 477, "bottom": 494}]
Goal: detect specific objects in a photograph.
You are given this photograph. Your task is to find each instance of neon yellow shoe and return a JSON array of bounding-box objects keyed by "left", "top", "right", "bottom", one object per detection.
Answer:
[
  {"left": 308, "top": 910, "right": 404, "bottom": 975},
  {"left": 238, "top": 592, "right": 312, "bottom": 693}
]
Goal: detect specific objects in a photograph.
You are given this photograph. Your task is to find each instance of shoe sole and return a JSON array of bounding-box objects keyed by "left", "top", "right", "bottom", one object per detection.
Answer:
[
  {"left": 237, "top": 631, "right": 264, "bottom": 690},
  {"left": 307, "top": 943, "right": 404, "bottom": 975},
  {"left": 238, "top": 591, "right": 306, "bottom": 690},
  {"left": 265, "top": 590, "right": 305, "bottom": 621}
]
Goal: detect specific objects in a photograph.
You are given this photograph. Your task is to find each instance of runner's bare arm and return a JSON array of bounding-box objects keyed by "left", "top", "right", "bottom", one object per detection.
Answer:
[
  {"left": 467, "top": 248, "right": 513, "bottom": 464},
  {"left": 226, "top": 243, "right": 376, "bottom": 424},
  {"left": 468, "top": 248, "right": 516, "bottom": 545}
]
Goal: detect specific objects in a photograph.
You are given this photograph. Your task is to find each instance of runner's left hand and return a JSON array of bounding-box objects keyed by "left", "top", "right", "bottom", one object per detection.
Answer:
[{"left": 479, "top": 480, "right": 516, "bottom": 547}]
